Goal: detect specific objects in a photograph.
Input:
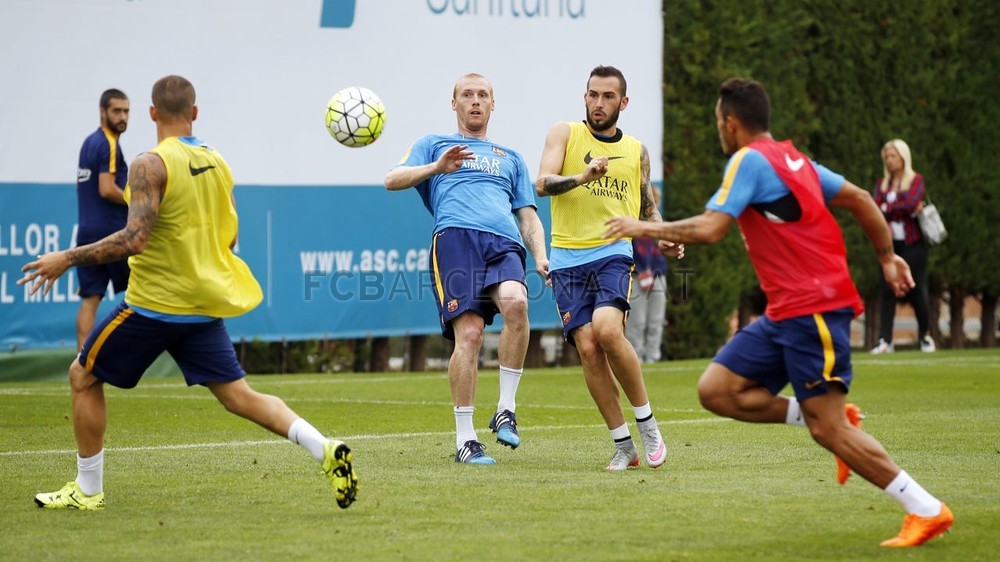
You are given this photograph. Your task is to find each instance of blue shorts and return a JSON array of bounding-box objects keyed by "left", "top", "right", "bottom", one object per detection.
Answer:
[
  {"left": 712, "top": 308, "right": 855, "bottom": 401},
  {"left": 430, "top": 227, "right": 526, "bottom": 340},
  {"left": 79, "top": 301, "right": 245, "bottom": 389},
  {"left": 549, "top": 255, "right": 633, "bottom": 346},
  {"left": 76, "top": 260, "right": 130, "bottom": 298}
]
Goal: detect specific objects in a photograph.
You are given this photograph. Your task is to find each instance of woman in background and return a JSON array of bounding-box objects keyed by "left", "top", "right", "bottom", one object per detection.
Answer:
[{"left": 871, "top": 139, "right": 935, "bottom": 353}]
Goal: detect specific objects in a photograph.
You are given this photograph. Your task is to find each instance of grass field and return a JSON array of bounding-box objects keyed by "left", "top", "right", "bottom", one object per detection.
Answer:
[{"left": 1, "top": 349, "right": 998, "bottom": 561}]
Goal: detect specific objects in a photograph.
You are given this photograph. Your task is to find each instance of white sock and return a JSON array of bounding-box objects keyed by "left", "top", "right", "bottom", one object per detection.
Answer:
[
  {"left": 884, "top": 470, "right": 943, "bottom": 517},
  {"left": 76, "top": 449, "right": 104, "bottom": 496},
  {"left": 288, "top": 418, "right": 326, "bottom": 462},
  {"left": 455, "top": 406, "right": 477, "bottom": 449},
  {"left": 497, "top": 365, "right": 523, "bottom": 413},
  {"left": 784, "top": 396, "right": 806, "bottom": 427},
  {"left": 632, "top": 402, "right": 653, "bottom": 422},
  {"left": 610, "top": 422, "right": 631, "bottom": 443}
]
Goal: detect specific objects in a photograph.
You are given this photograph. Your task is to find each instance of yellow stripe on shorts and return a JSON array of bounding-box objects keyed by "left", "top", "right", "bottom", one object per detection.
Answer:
[
  {"left": 85, "top": 307, "right": 134, "bottom": 372},
  {"left": 813, "top": 312, "right": 845, "bottom": 385},
  {"left": 431, "top": 232, "right": 444, "bottom": 305}
]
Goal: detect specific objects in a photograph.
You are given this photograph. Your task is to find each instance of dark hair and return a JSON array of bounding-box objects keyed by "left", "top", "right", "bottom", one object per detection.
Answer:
[
  {"left": 589, "top": 65, "right": 627, "bottom": 97},
  {"left": 99, "top": 88, "right": 128, "bottom": 109},
  {"left": 718, "top": 78, "right": 770, "bottom": 133},
  {"left": 151, "top": 75, "right": 196, "bottom": 117}
]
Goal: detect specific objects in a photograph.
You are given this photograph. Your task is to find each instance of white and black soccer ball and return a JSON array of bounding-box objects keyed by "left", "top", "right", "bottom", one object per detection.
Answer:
[{"left": 325, "top": 86, "right": 386, "bottom": 148}]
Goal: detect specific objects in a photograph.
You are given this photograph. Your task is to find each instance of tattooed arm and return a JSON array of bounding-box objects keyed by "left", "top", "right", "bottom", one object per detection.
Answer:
[
  {"left": 19, "top": 153, "right": 165, "bottom": 296},
  {"left": 637, "top": 144, "right": 689, "bottom": 258},
  {"left": 535, "top": 122, "right": 608, "bottom": 197},
  {"left": 637, "top": 144, "right": 662, "bottom": 222}
]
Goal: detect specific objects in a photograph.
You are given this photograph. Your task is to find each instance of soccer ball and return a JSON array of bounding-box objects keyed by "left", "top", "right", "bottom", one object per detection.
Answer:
[{"left": 325, "top": 86, "right": 386, "bottom": 147}]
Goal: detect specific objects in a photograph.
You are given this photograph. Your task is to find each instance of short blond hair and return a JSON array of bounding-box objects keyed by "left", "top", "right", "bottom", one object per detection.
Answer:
[
  {"left": 452, "top": 73, "right": 493, "bottom": 99},
  {"left": 879, "top": 138, "right": 917, "bottom": 192}
]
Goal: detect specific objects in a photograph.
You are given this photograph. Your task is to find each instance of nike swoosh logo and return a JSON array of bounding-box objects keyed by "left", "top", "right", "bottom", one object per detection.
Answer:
[
  {"left": 189, "top": 163, "right": 217, "bottom": 176},
  {"left": 583, "top": 151, "right": 625, "bottom": 165},
  {"left": 785, "top": 154, "right": 805, "bottom": 172},
  {"left": 805, "top": 380, "right": 823, "bottom": 389},
  {"left": 648, "top": 440, "right": 666, "bottom": 463}
]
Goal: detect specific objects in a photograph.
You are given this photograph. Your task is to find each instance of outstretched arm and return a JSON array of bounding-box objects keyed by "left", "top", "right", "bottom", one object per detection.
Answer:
[
  {"left": 829, "top": 180, "right": 914, "bottom": 297},
  {"left": 604, "top": 209, "right": 734, "bottom": 245},
  {"left": 19, "top": 153, "right": 165, "bottom": 296},
  {"left": 385, "top": 144, "right": 473, "bottom": 191}
]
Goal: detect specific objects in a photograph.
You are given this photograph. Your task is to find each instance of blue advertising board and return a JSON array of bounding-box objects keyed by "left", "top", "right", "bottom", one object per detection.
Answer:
[{"left": 0, "top": 183, "right": 558, "bottom": 350}]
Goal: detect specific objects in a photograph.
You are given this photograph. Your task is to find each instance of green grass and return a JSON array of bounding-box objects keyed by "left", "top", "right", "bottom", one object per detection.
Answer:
[{"left": 2, "top": 349, "right": 998, "bottom": 561}]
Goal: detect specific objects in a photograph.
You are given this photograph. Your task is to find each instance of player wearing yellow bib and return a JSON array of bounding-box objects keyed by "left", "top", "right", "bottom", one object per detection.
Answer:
[
  {"left": 123, "top": 135, "right": 261, "bottom": 317},
  {"left": 20, "top": 75, "right": 358, "bottom": 510},
  {"left": 537, "top": 66, "right": 682, "bottom": 471}
]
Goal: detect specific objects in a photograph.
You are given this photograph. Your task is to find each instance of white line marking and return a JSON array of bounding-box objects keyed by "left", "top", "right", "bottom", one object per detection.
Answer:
[
  {"left": 2, "top": 354, "right": 994, "bottom": 396},
  {"left": 0, "top": 390, "right": 706, "bottom": 414},
  {"left": 0, "top": 418, "right": 730, "bottom": 457}
]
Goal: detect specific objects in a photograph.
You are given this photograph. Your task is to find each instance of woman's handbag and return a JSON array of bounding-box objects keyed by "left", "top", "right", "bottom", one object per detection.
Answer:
[{"left": 916, "top": 195, "right": 947, "bottom": 245}]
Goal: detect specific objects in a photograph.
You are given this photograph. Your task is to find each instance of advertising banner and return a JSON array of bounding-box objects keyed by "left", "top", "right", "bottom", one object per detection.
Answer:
[{"left": 0, "top": 0, "right": 661, "bottom": 348}]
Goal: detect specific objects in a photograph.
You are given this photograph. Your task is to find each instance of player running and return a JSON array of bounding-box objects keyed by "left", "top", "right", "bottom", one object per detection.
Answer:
[
  {"left": 21, "top": 75, "right": 358, "bottom": 510},
  {"left": 604, "top": 77, "right": 953, "bottom": 547}
]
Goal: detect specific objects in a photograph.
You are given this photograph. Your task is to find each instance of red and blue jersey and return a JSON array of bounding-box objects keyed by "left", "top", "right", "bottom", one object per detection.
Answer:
[
  {"left": 706, "top": 138, "right": 863, "bottom": 321},
  {"left": 77, "top": 126, "right": 128, "bottom": 243}
]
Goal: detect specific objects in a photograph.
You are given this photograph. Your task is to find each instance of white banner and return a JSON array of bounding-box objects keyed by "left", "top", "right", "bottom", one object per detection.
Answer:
[{"left": 0, "top": 0, "right": 662, "bottom": 186}]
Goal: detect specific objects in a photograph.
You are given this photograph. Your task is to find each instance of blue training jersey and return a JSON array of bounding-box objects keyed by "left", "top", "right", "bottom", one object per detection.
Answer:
[
  {"left": 394, "top": 133, "right": 536, "bottom": 245},
  {"left": 77, "top": 127, "right": 128, "bottom": 243},
  {"left": 706, "top": 147, "right": 845, "bottom": 219}
]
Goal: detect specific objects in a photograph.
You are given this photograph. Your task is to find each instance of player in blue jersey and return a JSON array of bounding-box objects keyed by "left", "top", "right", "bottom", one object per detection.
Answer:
[
  {"left": 386, "top": 73, "right": 548, "bottom": 465},
  {"left": 74, "top": 89, "right": 132, "bottom": 350}
]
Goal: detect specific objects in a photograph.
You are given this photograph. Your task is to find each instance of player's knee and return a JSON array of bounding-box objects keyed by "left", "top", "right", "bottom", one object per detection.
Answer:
[
  {"left": 220, "top": 388, "right": 278, "bottom": 419},
  {"left": 211, "top": 382, "right": 252, "bottom": 416},
  {"left": 591, "top": 322, "right": 622, "bottom": 349},
  {"left": 805, "top": 419, "right": 838, "bottom": 449},
  {"left": 453, "top": 322, "right": 484, "bottom": 350},
  {"left": 697, "top": 387, "right": 724, "bottom": 415},
  {"left": 696, "top": 375, "right": 728, "bottom": 415},
  {"left": 502, "top": 293, "right": 528, "bottom": 317},
  {"left": 574, "top": 333, "right": 602, "bottom": 362},
  {"left": 68, "top": 363, "right": 102, "bottom": 394}
]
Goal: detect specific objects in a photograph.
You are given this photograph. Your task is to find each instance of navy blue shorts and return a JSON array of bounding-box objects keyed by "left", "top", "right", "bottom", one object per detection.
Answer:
[
  {"left": 76, "top": 260, "right": 130, "bottom": 298},
  {"left": 549, "top": 255, "right": 633, "bottom": 346},
  {"left": 712, "top": 307, "right": 855, "bottom": 401},
  {"left": 430, "top": 228, "right": 526, "bottom": 340},
  {"left": 79, "top": 301, "right": 245, "bottom": 389}
]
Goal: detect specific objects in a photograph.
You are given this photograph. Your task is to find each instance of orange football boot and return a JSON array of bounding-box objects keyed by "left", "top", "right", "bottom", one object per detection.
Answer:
[
  {"left": 835, "top": 403, "right": 865, "bottom": 484},
  {"left": 881, "top": 503, "right": 954, "bottom": 547}
]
